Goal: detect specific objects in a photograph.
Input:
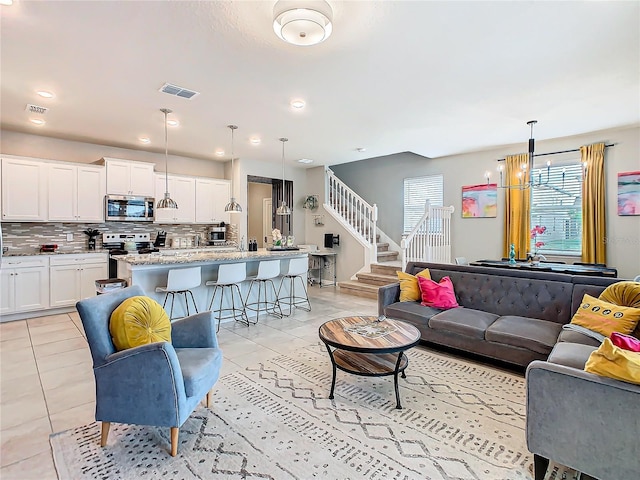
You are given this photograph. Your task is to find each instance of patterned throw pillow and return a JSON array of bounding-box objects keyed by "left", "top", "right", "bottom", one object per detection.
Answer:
[
  {"left": 396, "top": 268, "right": 431, "bottom": 302},
  {"left": 570, "top": 294, "right": 640, "bottom": 338},
  {"left": 599, "top": 280, "right": 640, "bottom": 338},
  {"left": 110, "top": 296, "right": 171, "bottom": 351},
  {"left": 417, "top": 275, "right": 459, "bottom": 309},
  {"left": 585, "top": 338, "right": 640, "bottom": 385}
]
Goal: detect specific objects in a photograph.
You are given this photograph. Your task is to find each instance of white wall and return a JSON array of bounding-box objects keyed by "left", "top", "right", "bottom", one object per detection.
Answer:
[{"left": 0, "top": 130, "right": 225, "bottom": 178}]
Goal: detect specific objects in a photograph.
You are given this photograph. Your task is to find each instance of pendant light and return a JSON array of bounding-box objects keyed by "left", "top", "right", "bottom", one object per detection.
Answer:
[
  {"left": 156, "top": 108, "right": 178, "bottom": 209},
  {"left": 224, "top": 124, "right": 242, "bottom": 213},
  {"left": 276, "top": 137, "right": 291, "bottom": 215}
]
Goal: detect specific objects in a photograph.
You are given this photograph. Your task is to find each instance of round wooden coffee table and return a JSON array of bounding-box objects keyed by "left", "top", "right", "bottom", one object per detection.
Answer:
[{"left": 318, "top": 315, "right": 420, "bottom": 409}]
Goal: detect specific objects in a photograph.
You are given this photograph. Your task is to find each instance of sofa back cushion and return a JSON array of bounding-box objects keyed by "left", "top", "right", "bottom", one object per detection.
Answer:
[{"left": 424, "top": 267, "right": 574, "bottom": 324}]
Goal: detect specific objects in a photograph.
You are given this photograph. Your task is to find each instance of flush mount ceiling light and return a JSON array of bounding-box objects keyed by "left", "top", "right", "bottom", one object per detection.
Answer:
[
  {"left": 250, "top": 137, "right": 261, "bottom": 145},
  {"left": 167, "top": 118, "right": 179, "bottom": 127},
  {"left": 224, "top": 125, "right": 242, "bottom": 213},
  {"left": 273, "top": 0, "right": 333, "bottom": 46},
  {"left": 139, "top": 137, "right": 150, "bottom": 144},
  {"left": 297, "top": 158, "right": 313, "bottom": 164},
  {"left": 215, "top": 150, "right": 225, "bottom": 156},
  {"left": 30, "top": 118, "right": 45, "bottom": 125},
  {"left": 37, "top": 90, "right": 54, "bottom": 98},
  {"left": 290, "top": 99, "right": 306, "bottom": 109}
]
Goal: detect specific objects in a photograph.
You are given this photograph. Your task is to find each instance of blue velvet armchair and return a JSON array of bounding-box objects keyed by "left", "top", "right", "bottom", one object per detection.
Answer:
[{"left": 76, "top": 285, "right": 223, "bottom": 456}]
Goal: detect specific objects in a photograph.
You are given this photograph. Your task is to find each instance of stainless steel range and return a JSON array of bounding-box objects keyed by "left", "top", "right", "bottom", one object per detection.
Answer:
[{"left": 103, "top": 233, "right": 159, "bottom": 277}]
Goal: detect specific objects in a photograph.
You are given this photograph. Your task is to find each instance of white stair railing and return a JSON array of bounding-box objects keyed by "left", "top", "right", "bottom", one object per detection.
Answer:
[
  {"left": 401, "top": 202, "right": 455, "bottom": 270},
  {"left": 325, "top": 167, "right": 378, "bottom": 259}
]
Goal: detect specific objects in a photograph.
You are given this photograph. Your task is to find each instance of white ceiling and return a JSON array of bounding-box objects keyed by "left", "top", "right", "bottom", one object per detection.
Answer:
[{"left": 1, "top": 1, "right": 638, "bottom": 168}]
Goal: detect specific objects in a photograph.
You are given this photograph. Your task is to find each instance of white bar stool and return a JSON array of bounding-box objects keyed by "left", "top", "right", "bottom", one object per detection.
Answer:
[
  {"left": 155, "top": 266, "right": 201, "bottom": 320},
  {"left": 205, "top": 263, "right": 249, "bottom": 331},
  {"left": 278, "top": 257, "right": 311, "bottom": 316},
  {"left": 244, "top": 260, "right": 283, "bottom": 321}
]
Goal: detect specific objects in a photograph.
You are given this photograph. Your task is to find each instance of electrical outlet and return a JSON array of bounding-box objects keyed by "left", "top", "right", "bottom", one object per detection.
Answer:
[{"left": 66, "top": 233, "right": 73, "bottom": 241}]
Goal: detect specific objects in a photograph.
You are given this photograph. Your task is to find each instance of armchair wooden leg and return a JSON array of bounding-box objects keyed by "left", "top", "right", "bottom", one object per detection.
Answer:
[
  {"left": 534, "top": 454, "right": 549, "bottom": 480},
  {"left": 206, "top": 389, "right": 212, "bottom": 408},
  {"left": 100, "top": 422, "right": 110, "bottom": 447},
  {"left": 170, "top": 427, "right": 179, "bottom": 457}
]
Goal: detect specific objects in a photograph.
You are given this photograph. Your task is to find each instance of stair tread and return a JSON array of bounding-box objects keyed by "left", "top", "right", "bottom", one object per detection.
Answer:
[{"left": 355, "top": 272, "right": 398, "bottom": 286}]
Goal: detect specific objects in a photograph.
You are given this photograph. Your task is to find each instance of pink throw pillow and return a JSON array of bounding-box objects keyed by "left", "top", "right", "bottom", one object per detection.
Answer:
[
  {"left": 418, "top": 275, "right": 459, "bottom": 309},
  {"left": 610, "top": 332, "right": 640, "bottom": 352}
]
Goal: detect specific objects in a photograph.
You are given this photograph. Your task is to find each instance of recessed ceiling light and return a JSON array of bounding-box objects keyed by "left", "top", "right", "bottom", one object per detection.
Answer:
[
  {"left": 215, "top": 150, "right": 225, "bottom": 156},
  {"left": 167, "top": 119, "right": 179, "bottom": 127},
  {"left": 30, "top": 118, "right": 45, "bottom": 125},
  {"left": 250, "top": 137, "right": 261, "bottom": 145},
  {"left": 139, "top": 137, "right": 150, "bottom": 144},
  {"left": 291, "top": 99, "right": 306, "bottom": 109},
  {"left": 36, "top": 90, "right": 54, "bottom": 98},
  {"left": 356, "top": 147, "right": 366, "bottom": 152},
  {"left": 298, "top": 158, "right": 314, "bottom": 164}
]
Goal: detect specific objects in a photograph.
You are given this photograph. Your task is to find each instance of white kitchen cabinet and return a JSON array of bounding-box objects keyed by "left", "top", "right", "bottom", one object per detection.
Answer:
[
  {"left": 49, "top": 253, "right": 108, "bottom": 307},
  {"left": 103, "top": 158, "right": 155, "bottom": 197},
  {"left": 0, "top": 256, "right": 49, "bottom": 314},
  {"left": 195, "top": 178, "right": 230, "bottom": 224},
  {"left": 154, "top": 174, "right": 196, "bottom": 223},
  {"left": 48, "top": 163, "right": 105, "bottom": 222},
  {"left": 1, "top": 157, "right": 48, "bottom": 221}
]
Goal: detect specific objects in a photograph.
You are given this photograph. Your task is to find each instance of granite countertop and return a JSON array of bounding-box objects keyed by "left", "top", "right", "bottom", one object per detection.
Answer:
[
  {"left": 3, "top": 248, "right": 109, "bottom": 257},
  {"left": 113, "top": 248, "right": 309, "bottom": 266}
]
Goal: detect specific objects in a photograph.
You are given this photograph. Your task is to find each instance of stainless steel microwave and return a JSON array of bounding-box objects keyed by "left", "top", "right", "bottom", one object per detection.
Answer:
[{"left": 105, "top": 195, "right": 155, "bottom": 222}]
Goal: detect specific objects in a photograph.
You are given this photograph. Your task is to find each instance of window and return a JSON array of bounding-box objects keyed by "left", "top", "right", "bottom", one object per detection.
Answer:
[
  {"left": 530, "top": 162, "right": 583, "bottom": 254},
  {"left": 403, "top": 174, "right": 443, "bottom": 233}
]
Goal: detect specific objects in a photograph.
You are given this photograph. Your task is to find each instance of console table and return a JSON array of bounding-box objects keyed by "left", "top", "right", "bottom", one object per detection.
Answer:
[{"left": 470, "top": 259, "right": 617, "bottom": 277}]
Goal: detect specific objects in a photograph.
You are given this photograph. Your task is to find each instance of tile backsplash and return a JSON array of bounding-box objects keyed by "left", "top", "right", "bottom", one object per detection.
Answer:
[{"left": 1, "top": 222, "right": 237, "bottom": 253}]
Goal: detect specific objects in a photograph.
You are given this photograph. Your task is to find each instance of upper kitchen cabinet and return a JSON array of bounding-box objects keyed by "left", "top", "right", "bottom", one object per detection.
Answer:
[
  {"left": 195, "top": 178, "right": 230, "bottom": 224},
  {"left": 103, "top": 158, "right": 155, "bottom": 197},
  {"left": 48, "top": 163, "right": 105, "bottom": 222},
  {"left": 154, "top": 174, "right": 196, "bottom": 224},
  {"left": 1, "top": 157, "right": 48, "bottom": 221}
]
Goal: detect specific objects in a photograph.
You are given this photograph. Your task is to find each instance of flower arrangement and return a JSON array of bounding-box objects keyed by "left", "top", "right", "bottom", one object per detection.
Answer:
[
  {"left": 530, "top": 225, "right": 546, "bottom": 254},
  {"left": 272, "top": 228, "right": 283, "bottom": 246}
]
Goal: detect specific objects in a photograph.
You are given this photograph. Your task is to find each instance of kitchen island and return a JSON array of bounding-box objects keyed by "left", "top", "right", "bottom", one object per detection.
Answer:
[{"left": 114, "top": 248, "right": 309, "bottom": 321}]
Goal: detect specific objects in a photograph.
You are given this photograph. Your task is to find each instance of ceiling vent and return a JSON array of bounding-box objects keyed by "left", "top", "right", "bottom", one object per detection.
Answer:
[
  {"left": 25, "top": 104, "right": 49, "bottom": 114},
  {"left": 159, "top": 83, "right": 200, "bottom": 99}
]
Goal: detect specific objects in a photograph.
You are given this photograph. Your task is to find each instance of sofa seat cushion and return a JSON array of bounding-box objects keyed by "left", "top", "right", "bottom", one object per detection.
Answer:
[
  {"left": 384, "top": 301, "right": 442, "bottom": 326},
  {"left": 175, "top": 348, "right": 223, "bottom": 398},
  {"left": 547, "top": 342, "right": 597, "bottom": 370},
  {"left": 485, "top": 316, "right": 562, "bottom": 355},
  {"left": 428, "top": 308, "right": 498, "bottom": 339},
  {"left": 556, "top": 328, "right": 601, "bottom": 347}
]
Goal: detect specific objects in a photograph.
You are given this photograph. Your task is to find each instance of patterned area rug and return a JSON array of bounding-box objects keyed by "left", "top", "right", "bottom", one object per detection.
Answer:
[{"left": 50, "top": 344, "right": 577, "bottom": 480}]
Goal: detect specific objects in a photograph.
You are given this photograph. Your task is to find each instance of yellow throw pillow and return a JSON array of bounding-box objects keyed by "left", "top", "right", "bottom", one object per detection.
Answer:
[
  {"left": 110, "top": 296, "right": 171, "bottom": 351},
  {"left": 585, "top": 338, "right": 640, "bottom": 385},
  {"left": 397, "top": 268, "right": 431, "bottom": 302},
  {"left": 570, "top": 294, "right": 640, "bottom": 337},
  {"left": 599, "top": 281, "right": 640, "bottom": 338}
]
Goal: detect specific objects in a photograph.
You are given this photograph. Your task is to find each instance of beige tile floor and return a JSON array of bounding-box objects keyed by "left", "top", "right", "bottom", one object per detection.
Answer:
[{"left": 0, "top": 287, "right": 379, "bottom": 480}]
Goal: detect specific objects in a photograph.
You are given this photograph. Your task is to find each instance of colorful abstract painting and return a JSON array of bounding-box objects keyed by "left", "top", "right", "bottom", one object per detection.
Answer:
[
  {"left": 618, "top": 171, "right": 640, "bottom": 216},
  {"left": 462, "top": 184, "right": 497, "bottom": 218}
]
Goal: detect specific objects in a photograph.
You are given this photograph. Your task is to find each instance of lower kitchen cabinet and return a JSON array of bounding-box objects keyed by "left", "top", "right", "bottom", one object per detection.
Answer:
[
  {"left": 49, "top": 253, "right": 108, "bottom": 307},
  {"left": 0, "top": 256, "right": 50, "bottom": 315}
]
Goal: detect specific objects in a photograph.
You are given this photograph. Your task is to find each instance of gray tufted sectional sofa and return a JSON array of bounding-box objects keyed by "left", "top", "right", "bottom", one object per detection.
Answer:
[
  {"left": 379, "top": 261, "right": 640, "bottom": 480},
  {"left": 377, "top": 261, "right": 619, "bottom": 367}
]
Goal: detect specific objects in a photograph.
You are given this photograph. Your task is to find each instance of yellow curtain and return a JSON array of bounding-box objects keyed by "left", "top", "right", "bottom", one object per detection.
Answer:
[
  {"left": 581, "top": 142, "right": 606, "bottom": 264},
  {"left": 503, "top": 153, "right": 531, "bottom": 259}
]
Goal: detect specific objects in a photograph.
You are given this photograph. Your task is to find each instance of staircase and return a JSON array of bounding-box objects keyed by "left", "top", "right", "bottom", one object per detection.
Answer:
[
  {"left": 338, "top": 235, "right": 400, "bottom": 299},
  {"left": 338, "top": 262, "right": 400, "bottom": 299}
]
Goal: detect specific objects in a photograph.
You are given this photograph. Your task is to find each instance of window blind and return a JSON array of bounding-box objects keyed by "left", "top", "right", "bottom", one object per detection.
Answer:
[{"left": 403, "top": 174, "right": 443, "bottom": 233}]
